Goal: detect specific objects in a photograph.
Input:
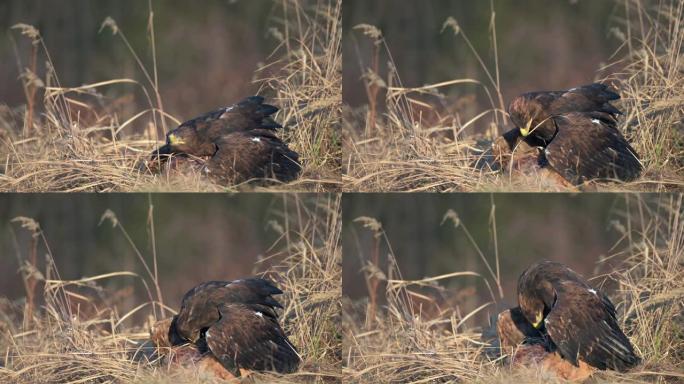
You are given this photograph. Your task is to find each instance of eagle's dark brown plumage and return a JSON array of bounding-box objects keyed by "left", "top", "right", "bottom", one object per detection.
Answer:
[
  {"left": 517, "top": 260, "right": 640, "bottom": 372},
  {"left": 149, "top": 96, "right": 301, "bottom": 184},
  {"left": 166, "top": 278, "right": 301, "bottom": 376},
  {"left": 499, "top": 83, "right": 642, "bottom": 184},
  {"left": 204, "top": 129, "right": 302, "bottom": 184},
  {"left": 543, "top": 111, "right": 642, "bottom": 184},
  {"left": 508, "top": 83, "right": 623, "bottom": 143}
]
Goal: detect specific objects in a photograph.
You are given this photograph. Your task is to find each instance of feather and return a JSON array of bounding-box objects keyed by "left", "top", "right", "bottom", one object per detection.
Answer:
[
  {"left": 146, "top": 96, "right": 300, "bottom": 184},
  {"left": 544, "top": 112, "right": 642, "bottom": 184},
  {"left": 518, "top": 261, "right": 641, "bottom": 372},
  {"left": 206, "top": 303, "right": 301, "bottom": 375},
  {"left": 174, "top": 278, "right": 286, "bottom": 343}
]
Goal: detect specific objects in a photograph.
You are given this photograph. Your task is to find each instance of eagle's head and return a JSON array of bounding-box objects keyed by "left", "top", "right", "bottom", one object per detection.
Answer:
[
  {"left": 166, "top": 125, "right": 216, "bottom": 156},
  {"left": 166, "top": 125, "right": 197, "bottom": 152},
  {"left": 518, "top": 295, "right": 547, "bottom": 329},
  {"left": 508, "top": 95, "right": 544, "bottom": 138},
  {"left": 517, "top": 263, "right": 557, "bottom": 329}
]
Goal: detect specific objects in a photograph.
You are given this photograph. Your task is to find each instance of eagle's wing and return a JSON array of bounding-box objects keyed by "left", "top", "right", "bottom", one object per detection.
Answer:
[
  {"left": 215, "top": 96, "right": 282, "bottom": 130},
  {"left": 162, "top": 96, "right": 281, "bottom": 146},
  {"left": 544, "top": 112, "right": 642, "bottom": 184},
  {"left": 206, "top": 130, "right": 301, "bottom": 183},
  {"left": 184, "top": 96, "right": 281, "bottom": 134},
  {"left": 544, "top": 282, "right": 640, "bottom": 371},
  {"left": 174, "top": 278, "right": 284, "bottom": 343},
  {"left": 206, "top": 303, "right": 301, "bottom": 375},
  {"left": 552, "top": 83, "right": 622, "bottom": 117}
]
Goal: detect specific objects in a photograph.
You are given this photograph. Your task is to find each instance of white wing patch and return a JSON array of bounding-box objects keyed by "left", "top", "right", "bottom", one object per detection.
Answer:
[
  {"left": 219, "top": 106, "right": 236, "bottom": 119},
  {"left": 591, "top": 119, "right": 601, "bottom": 125},
  {"left": 255, "top": 311, "right": 264, "bottom": 318},
  {"left": 251, "top": 137, "right": 262, "bottom": 143},
  {"left": 588, "top": 288, "right": 597, "bottom": 295}
]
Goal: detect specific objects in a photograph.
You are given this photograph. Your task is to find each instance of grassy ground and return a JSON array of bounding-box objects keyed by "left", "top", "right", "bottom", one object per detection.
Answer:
[
  {"left": 0, "top": 194, "right": 342, "bottom": 383},
  {"left": 0, "top": 0, "right": 341, "bottom": 192},
  {"left": 343, "top": 194, "right": 684, "bottom": 383},
  {"left": 343, "top": 0, "right": 684, "bottom": 192}
]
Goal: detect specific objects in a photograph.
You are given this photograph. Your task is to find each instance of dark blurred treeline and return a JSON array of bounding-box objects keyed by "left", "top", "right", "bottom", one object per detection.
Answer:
[
  {"left": 342, "top": 193, "right": 635, "bottom": 317},
  {"left": 343, "top": 0, "right": 623, "bottom": 127},
  {"left": 0, "top": 193, "right": 311, "bottom": 311},
  {"left": 1, "top": 0, "right": 282, "bottom": 124}
]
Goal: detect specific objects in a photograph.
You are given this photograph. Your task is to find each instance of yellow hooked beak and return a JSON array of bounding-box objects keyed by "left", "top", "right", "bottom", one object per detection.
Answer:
[
  {"left": 168, "top": 133, "right": 185, "bottom": 145},
  {"left": 532, "top": 312, "right": 544, "bottom": 329},
  {"left": 519, "top": 119, "right": 532, "bottom": 137}
]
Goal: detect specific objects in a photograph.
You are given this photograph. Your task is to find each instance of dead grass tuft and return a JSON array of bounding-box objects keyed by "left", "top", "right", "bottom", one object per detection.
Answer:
[{"left": 257, "top": 0, "right": 342, "bottom": 192}]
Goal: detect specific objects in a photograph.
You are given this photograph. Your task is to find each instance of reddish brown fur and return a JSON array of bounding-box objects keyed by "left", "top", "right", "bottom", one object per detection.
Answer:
[{"left": 512, "top": 344, "right": 595, "bottom": 381}]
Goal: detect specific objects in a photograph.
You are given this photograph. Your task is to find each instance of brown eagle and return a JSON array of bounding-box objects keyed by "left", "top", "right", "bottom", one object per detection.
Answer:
[
  {"left": 499, "top": 83, "right": 642, "bottom": 184},
  {"left": 516, "top": 260, "right": 640, "bottom": 372},
  {"left": 149, "top": 96, "right": 301, "bottom": 184},
  {"left": 152, "top": 278, "right": 301, "bottom": 377}
]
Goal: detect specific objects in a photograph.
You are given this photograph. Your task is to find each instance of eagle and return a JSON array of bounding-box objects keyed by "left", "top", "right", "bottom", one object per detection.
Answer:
[
  {"left": 148, "top": 96, "right": 301, "bottom": 184},
  {"left": 515, "top": 260, "right": 640, "bottom": 372},
  {"left": 498, "top": 83, "right": 642, "bottom": 184},
  {"left": 150, "top": 278, "right": 301, "bottom": 377}
]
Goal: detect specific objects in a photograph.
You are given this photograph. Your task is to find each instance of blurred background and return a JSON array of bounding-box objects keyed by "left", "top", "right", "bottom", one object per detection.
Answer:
[
  {"left": 0, "top": 193, "right": 306, "bottom": 317},
  {"left": 0, "top": 0, "right": 282, "bottom": 129},
  {"left": 343, "top": 0, "right": 624, "bottom": 132},
  {"left": 343, "top": 193, "right": 637, "bottom": 324}
]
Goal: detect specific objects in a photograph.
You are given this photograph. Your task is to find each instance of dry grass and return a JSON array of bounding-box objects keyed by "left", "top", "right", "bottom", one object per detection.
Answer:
[
  {"left": 0, "top": 194, "right": 342, "bottom": 383},
  {"left": 343, "top": 194, "right": 684, "bottom": 383},
  {"left": 343, "top": 0, "right": 684, "bottom": 192},
  {"left": 256, "top": 0, "right": 342, "bottom": 191},
  {"left": 0, "top": 0, "right": 341, "bottom": 192}
]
